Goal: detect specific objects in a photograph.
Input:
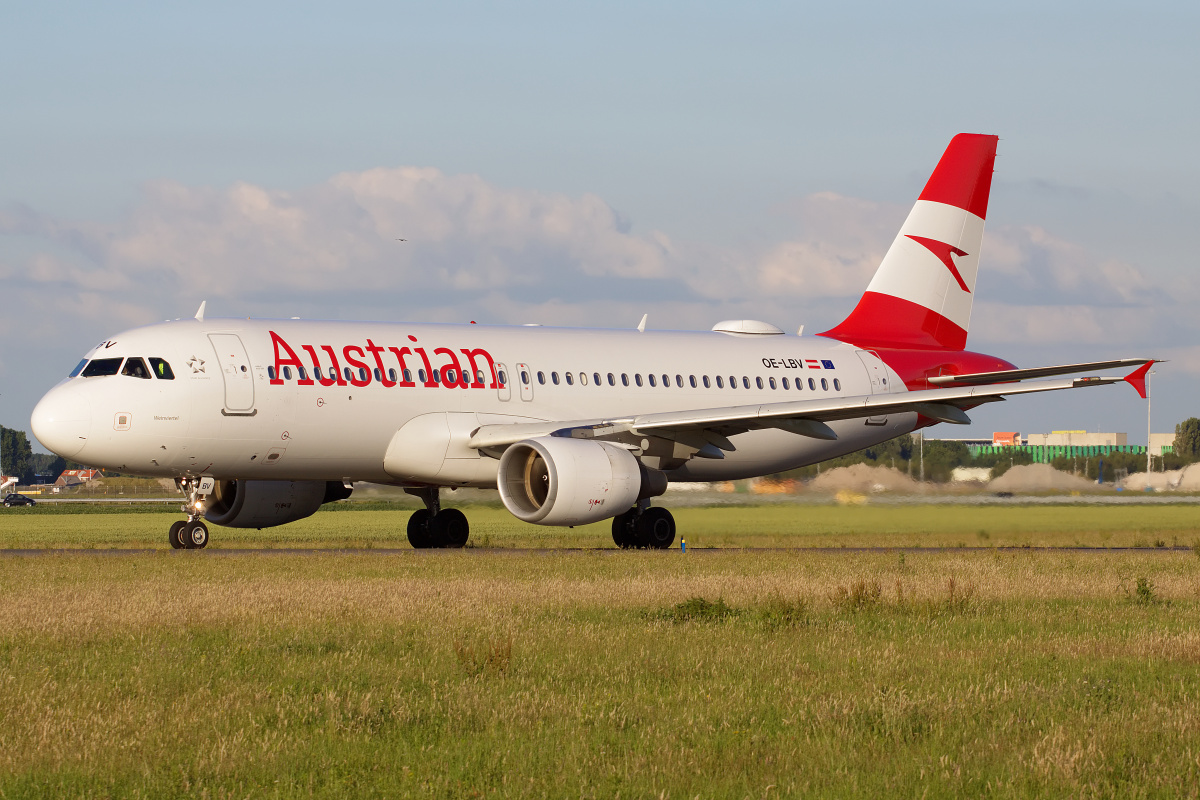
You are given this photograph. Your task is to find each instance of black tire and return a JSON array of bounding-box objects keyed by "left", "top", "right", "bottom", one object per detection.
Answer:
[
  {"left": 432, "top": 508, "right": 470, "bottom": 548},
  {"left": 168, "top": 520, "right": 187, "bottom": 549},
  {"left": 407, "top": 508, "right": 434, "bottom": 549},
  {"left": 636, "top": 507, "right": 676, "bottom": 550},
  {"left": 611, "top": 511, "right": 638, "bottom": 548},
  {"left": 184, "top": 521, "right": 209, "bottom": 549}
]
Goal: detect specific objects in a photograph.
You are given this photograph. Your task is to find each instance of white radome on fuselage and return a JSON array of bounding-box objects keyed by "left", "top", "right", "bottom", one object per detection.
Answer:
[{"left": 33, "top": 317, "right": 914, "bottom": 486}]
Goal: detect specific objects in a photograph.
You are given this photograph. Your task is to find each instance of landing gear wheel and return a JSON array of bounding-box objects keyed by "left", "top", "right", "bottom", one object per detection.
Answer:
[
  {"left": 612, "top": 511, "right": 638, "bottom": 549},
  {"left": 169, "top": 520, "right": 187, "bottom": 549},
  {"left": 407, "top": 508, "right": 434, "bottom": 549},
  {"left": 183, "top": 521, "right": 209, "bottom": 549},
  {"left": 635, "top": 507, "right": 676, "bottom": 550},
  {"left": 432, "top": 508, "right": 470, "bottom": 548}
]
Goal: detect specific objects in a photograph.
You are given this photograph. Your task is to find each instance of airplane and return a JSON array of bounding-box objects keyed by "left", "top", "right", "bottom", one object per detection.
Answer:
[{"left": 30, "top": 134, "right": 1155, "bottom": 550}]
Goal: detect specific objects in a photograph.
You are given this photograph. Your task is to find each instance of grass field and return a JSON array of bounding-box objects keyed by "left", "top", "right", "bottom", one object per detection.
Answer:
[
  {"left": 3, "top": 505, "right": 1200, "bottom": 797},
  {"left": 4, "top": 502, "right": 1200, "bottom": 550}
]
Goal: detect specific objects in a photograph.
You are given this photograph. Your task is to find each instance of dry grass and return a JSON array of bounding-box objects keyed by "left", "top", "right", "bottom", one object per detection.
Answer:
[{"left": 1, "top": 548, "right": 1199, "bottom": 797}]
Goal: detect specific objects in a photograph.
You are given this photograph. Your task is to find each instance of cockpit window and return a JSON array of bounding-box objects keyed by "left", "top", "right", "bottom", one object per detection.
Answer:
[
  {"left": 148, "top": 358, "right": 175, "bottom": 380},
  {"left": 121, "top": 358, "right": 152, "bottom": 379},
  {"left": 81, "top": 358, "right": 122, "bottom": 377},
  {"left": 69, "top": 359, "right": 88, "bottom": 378}
]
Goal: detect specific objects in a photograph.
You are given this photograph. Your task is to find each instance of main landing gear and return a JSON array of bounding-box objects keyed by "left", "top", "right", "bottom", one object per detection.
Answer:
[
  {"left": 612, "top": 503, "right": 676, "bottom": 550},
  {"left": 405, "top": 488, "right": 469, "bottom": 549},
  {"left": 169, "top": 478, "right": 210, "bottom": 550}
]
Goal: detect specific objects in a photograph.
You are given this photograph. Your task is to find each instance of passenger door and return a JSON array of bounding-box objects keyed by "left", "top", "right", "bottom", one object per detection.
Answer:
[
  {"left": 208, "top": 333, "right": 256, "bottom": 415},
  {"left": 855, "top": 349, "right": 892, "bottom": 426}
]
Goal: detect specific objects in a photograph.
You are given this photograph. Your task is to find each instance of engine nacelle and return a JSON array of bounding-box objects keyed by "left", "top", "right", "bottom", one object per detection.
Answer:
[
  {"left": 497, "top": 437, "right": 666, "bottom": 526},
  {"left": 205, "top": 480, "right": 352, "bottom": 529}
]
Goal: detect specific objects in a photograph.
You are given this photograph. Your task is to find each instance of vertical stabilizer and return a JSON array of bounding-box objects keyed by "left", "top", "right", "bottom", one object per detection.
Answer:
[{"left": 820, "top": 133, "right": 998, "bottom": 350}]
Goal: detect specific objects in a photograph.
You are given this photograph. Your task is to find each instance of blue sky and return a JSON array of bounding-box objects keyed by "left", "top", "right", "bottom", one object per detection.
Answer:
[{"left": 3, "top": 1, "right": 1197, "bottom": 449}]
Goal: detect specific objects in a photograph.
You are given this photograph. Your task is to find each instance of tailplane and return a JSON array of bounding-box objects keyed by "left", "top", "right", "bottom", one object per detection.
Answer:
[{"left": 820, "top": 133, "right": 999, "bottom": 351}]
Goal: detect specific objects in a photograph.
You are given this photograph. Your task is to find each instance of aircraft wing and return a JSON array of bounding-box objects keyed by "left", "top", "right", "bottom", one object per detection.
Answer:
[
  {"left": 926, "top": 358, "right": 1153, "bottom": 387},
  {"left": 468, "top": 360, "right": 1155, "bottom": 459}
]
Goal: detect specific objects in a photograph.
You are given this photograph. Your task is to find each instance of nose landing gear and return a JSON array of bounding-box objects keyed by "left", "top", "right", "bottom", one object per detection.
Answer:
[
  {"left": 405, "top": 488, "right": 470, "bottom": 549},
  {"left": 612, "top": 503, "right": 676, "bottom": 549},
  {"left": 169, "top": 478, "right": 211, "bottom": 549}
]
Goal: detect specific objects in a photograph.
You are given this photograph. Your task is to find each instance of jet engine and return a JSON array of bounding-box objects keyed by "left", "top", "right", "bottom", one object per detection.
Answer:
[
  {"left": 204, "top": 480, "right": 352, "bottom": 529},
  {"left": 497, "top": 437, "right": 666, "bottom": 526}
]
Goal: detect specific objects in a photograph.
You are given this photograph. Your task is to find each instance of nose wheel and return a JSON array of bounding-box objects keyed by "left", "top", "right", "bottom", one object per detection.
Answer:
[{"left": 169, "top": 478, "right": 211, "bottom": 549}]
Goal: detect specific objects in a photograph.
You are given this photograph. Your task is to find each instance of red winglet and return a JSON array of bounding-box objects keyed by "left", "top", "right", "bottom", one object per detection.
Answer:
[{"left": 1123, "top": 361, "right": 1154, "bottom": 399}]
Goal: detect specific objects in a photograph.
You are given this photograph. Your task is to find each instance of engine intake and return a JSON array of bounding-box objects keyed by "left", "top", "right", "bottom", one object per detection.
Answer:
[
  {"left": 497, "top": 437, "right": 666, "bottom": 526},
  {"left": 205, "top": 480, "right": 351, "bottom": 529}
]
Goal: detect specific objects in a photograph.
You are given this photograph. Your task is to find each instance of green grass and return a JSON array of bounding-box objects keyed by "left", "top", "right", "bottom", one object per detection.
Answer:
[
  {"left": 4, "top": 502, "right": 1200, "bottom": 549},
  {"left": 1, "top": 549, "right": 1199, "bottom": 797}
]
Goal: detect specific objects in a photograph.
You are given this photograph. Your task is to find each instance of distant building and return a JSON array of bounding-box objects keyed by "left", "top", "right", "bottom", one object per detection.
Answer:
[
  {"left": 1149, "top": 433, "right": 1176, "bottom": 456},
  {"left": 1026, "top": 431, "right": 1128, "bottom": 448},
  {"left": 54, "top": 469, "right": 104, "bottom": 487}
]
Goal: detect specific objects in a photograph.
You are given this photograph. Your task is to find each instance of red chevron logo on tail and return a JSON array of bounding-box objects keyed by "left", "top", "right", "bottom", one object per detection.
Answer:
[{"left": 906, "top": 235, "right": 971, "bottom": 294}]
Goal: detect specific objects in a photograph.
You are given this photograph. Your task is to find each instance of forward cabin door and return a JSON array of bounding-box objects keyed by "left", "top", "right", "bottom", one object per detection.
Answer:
[
  {"left": 855, "top": 349, "right": 892, "bottom": 426},
  {"left": 209, "top": 333, "right": 257, "bottom": 415}
]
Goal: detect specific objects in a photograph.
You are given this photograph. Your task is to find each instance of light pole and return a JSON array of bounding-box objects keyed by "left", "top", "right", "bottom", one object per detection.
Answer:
[{"left": 1146, "top": 370, "right": 1156, "bottom": 474}]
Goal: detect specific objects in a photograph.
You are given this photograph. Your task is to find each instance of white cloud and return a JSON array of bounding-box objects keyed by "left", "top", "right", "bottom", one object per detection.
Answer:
[{"left": 0, "top": 165, "right": 1189, "bottom": 365}]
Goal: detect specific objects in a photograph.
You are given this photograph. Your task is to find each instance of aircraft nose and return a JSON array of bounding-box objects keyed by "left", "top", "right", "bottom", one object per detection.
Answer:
[{"left": 31, "top": 385, "right": 92, "bottom": 459}]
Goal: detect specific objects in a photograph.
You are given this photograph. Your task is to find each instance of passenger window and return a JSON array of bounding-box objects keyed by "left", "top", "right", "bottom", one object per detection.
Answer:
[
  {"left": 69, "top": 359, "right": 88, "bottom": 378},
  {"left": 499, "top": 371, "right": 507, "bottom": 386},
  {"left": 716, "top": 376, "right": 724, "bottom": 388},
  {"left": 419, "top": 369, "right": 428, "bottom": 383},
  {"left": 388, "top": 368, "right": 398, "bottom": 383},
  {"left": 344, "top": 367, "right": 353, "bottom": 382},
  {"left": 821, "top": 378, "right": 829, "bottom": 391},
  {"left": 702, "top": 376, "right": 710, "bottom": 388},
  {"left": 581, "top": 372, "right": 589, "bottom": 386},
  {"left": 796, "top": 375, "right": 803, "bottom": 390},
  {"left": 81, "top": 358, "right": 122, "bottom": 377},
  {"left": 121, "top": 358, "right": 152, "bottom": 379},
  {"left": 565, "top": 372, "right": 574, "bottom": 385},
  {"left": 662, "top": 374, "right": 669, "bottom": 387},
  {"left": 621, "top": 374, "right": 629, "bottom": 387},
  {"left": 551, "top": 372, "right": 559, "bottom": 385},
  {"left": 537, "top": 371, "right": 545, "bottom": 385},
  {"left": 431, "top": 369, "right": 439, "bottom": 384},
  {"left": 405, "top": 369, "right": 413, "bottom": 383},
  {"left": 730, "top": 376, "right": 736, "bottom": 389},
  {"left": 782, "top": 377, "right": 789, "bottom": 390},
  {"left": 373, "top": 368, "right": 381, "bottom": 382},
  {"left": 676, "top": 374, "right": 683, "bottom": 388},
  {"left": 833, "top": 378, "right": 841, "bottom": 391},
  {"left": 268, "top": 366, "right": 276, "bottom": 381},
  {"left": 282, "top": 366, "right": 293, "bottom": 381},
  {"left": 520, "top": 370, "right": 529, "bottom": 384},
  {"left": 148, "top": 357, "right": 175, "bottom": 380},
  {"left": 593, "top": 373, "right": 600, "bottom": 386},
  {"left": 689, "top": 375, "right": 697, "bottom": 388},
  {"left": 649, "top": 374, "right": 657, "bottom": 387},
  {"left": 635, "top": 374, "right": 643, "bottom": 387},
  {"left": 742, "top": 377, "right": 750, "bottom": 389},
  {"left": 299, "top": 367, "right": 308, "bottom": 381},
  {"left": 769, "top": 377, "right": 777, "bottom": 390},
  {"left": 607, "top": 373, "right": 615, "bottom": 386},
  {"left": 755, "top": 377, "right": 763, "bottom": 389}
]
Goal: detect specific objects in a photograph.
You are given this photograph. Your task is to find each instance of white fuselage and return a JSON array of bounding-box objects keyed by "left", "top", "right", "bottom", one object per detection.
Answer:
[{"left": 32, "top": 318, "right": 917, "bottom": 486}]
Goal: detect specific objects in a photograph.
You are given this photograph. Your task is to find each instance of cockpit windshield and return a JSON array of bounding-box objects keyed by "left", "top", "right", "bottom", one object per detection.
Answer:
[
  {"left": 80, "top": 358, "right": 122, "bottom": 377},
  {"left": 75, "top": 356, "right": 176, "bottom": 379}
]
